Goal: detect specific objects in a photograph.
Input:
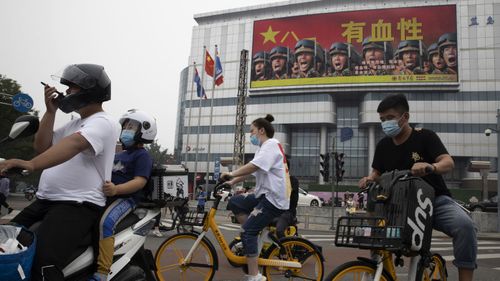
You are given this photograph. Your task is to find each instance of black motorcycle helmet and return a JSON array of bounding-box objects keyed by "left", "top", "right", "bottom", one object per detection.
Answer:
[{"left": 52, "top": 64, "right": 111, "bottom": 113}]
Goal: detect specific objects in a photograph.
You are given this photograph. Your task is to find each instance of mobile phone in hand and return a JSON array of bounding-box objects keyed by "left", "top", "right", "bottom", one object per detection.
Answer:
[{"left": 41, "top": 82, "right": 64, "bottom": 101}]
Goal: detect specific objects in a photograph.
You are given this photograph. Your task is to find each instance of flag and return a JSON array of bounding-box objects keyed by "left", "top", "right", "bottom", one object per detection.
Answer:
[
  {"left": 340, "top": 127, "right": 353, "bottom": 142},
  {"left": 193, "top": 67, "right": 206, "bottom": 99},
  {"left": 205, "top": 50, "right": 215, "bottom": 77},
  {"left": 215, "top": 50, "right": 224, "bottom": 86}
]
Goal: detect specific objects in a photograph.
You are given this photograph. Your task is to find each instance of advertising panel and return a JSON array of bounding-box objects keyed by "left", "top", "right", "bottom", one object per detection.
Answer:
[
  {"left": 250, "top": 5, "right": 457, "bottom": 88},
  {"left": 162, "top": 175, "right": 188, "bottom": 198}
]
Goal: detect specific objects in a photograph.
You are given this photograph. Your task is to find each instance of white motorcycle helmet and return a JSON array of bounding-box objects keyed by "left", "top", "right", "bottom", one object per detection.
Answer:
[{"left": 119, "top": 109, "right": 157, "bottom": 144}]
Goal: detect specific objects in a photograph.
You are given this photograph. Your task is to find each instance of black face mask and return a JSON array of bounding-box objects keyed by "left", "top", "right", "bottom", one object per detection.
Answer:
[{"left": 58, "top": 91, "right": 92, "bottom": 113}]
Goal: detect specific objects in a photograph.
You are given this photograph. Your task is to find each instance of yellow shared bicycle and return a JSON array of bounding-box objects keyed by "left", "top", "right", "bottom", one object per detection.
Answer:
[
  {"left": 324, "top": 170, "right": 448, "bottom": 281},
  {"left": 154, "top": 182, "right": 324, "bottom": 281}
]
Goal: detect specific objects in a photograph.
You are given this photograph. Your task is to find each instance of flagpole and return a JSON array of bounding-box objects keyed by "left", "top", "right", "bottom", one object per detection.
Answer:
[
  {"left": 205, "top": 45, "right": 218, "bottom": 192},
  {"left": 184, "top": 61, "right": 196, "bottom": 166},
  {"left": 193, "top": 46, "right": 206, "bottom": 198}
]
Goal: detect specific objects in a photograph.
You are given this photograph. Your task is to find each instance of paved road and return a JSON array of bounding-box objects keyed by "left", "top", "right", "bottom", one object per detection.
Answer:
[
  {"left": 147, "top": 218, "right": 500, "bottom": 281},
  {"left": 3, "top": 195, "right": 500, "bottom": 280}
]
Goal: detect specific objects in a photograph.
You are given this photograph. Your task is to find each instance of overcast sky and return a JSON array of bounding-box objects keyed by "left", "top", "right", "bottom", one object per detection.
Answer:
[{"left": 1, "top": 0, "right": 273, "bottom": 151}]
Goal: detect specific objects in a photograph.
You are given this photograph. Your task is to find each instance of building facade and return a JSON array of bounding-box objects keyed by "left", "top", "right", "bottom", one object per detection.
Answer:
[{"left": 174, "top": 0, "right": 500, "bottom": 188}]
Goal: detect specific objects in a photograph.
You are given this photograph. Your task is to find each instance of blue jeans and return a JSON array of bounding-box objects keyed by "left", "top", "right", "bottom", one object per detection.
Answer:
[
  {"left": 227, "top": 194, "right": 283, "bottom": 257},
  {"left": 433, "top": 195, "right": 477, "bottom": 269}
]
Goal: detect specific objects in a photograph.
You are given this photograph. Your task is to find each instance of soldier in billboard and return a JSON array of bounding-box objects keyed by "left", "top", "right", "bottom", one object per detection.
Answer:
[
  {"left": 360, "top": 36, "right": 393, "bottom": 75},
  {"left": 427, "top": 43, "right": 446, "bottom": 74},
  {"left": 328, "top": 42, "right": 360, "bottom": 76},
  {"left": 251, "top": 51, "right": 271, "bottom": 81},
  {"left": 293, "top": 39, "right": 321, "bottom": 78},
  {"left": 438, "top": 32, "right": 458, "bottom": 74},
  {"left": 269, "top": 46, "right": 292, "bottom": 79},
  {"left": 315, "top": 44, "right": 328, "bottom": 77},
  {"left": 394, "top": 40, "right": 426, "bottom": 75}
]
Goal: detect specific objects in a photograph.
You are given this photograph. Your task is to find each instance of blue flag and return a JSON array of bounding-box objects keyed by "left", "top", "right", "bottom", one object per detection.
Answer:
[
  {"left": 193, "top": 67, "right": 206, "bottom": 99},
  {"left": 215, "top": 50, "right": 223, "bottom": 86},
  {"left": 340, "top": 127, "right": 353, "bottom": 142}
]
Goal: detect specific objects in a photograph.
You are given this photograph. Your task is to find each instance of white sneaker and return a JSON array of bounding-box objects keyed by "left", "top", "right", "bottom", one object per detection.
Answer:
[
  {"left": 151, "top": 229, "right": 163, "bottom": 237},
  {"left": 244, "top": 273, "right": 266, "bottom": 281}
]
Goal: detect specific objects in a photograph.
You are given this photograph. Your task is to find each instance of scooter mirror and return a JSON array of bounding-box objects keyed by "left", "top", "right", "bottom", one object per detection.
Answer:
[{"left": 1, "top": 115, "right": 39, "bottom": 144}]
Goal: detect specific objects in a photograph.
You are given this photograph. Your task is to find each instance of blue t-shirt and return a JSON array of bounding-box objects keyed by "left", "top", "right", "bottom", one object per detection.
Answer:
[
  {"left": 197, "top": 191, "right": 206, "bottom": 206},
  {"left": 110, "top": 147, "right": 153, "bottom": 202}
]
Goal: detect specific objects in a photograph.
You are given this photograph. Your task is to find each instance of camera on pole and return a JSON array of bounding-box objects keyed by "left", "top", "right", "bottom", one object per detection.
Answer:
[
  {"left": 319, "top": 153, "right": 330, "bottom": 182},
  {"left": 334, "top": 152, "right": 345, "bottom": 183}
]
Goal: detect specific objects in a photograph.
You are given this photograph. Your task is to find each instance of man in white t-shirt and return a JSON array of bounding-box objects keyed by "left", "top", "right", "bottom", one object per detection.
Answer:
[{"left": 0, "top": 64, "right": 120, "bottom": 281}]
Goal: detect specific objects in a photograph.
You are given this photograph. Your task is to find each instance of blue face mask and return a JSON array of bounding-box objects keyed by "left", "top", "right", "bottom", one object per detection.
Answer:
[
  {"left": 120, "top": 129, "right": 136, "bottom": 147},
  {"left": 250, "top": 134, "right": 260, "bottom": 146},
  {"left": 381, "top": 118, "right": 402, "bottom": 137}
]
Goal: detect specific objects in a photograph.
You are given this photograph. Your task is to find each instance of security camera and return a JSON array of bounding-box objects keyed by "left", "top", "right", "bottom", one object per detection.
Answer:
[{"left": 485, "top": 128, "right": 492, "bottom": 136}]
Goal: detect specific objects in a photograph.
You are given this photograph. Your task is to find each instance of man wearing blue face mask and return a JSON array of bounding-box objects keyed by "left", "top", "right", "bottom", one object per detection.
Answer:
[
  {"left": 91, "top": 109, "right": 156, "bottom": 281},
  {"left": 359, "top": 94, "right": 477, "bottom": 281}
]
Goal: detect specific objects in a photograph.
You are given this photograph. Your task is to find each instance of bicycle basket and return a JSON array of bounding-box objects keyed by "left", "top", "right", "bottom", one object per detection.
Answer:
[
  {"left": 335, "top": 216, "right": 403, "bottom": 250},
  {"left": 180, "top": 211, "right": 208, "bottom": 226}
]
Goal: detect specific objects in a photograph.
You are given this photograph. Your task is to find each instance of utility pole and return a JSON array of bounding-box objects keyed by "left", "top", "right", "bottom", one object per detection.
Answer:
[{"left": 232, "top": 50, "right": 249, "bottom": 170}]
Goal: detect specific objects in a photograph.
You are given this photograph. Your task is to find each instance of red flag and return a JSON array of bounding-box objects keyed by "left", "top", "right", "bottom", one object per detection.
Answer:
[{"left": 205, "top": 50, "right": 215, "bottom": 77}]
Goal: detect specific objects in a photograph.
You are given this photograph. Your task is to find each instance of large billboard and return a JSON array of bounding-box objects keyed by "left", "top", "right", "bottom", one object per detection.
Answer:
[{"left": 250, "top": 5, "right": 457, "bottom": 88}]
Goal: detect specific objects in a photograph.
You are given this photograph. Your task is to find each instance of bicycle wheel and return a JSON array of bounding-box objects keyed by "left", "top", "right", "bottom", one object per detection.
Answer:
[
  {"left": 416, "top": 253, "right": 448, "bottom": 281},
  {"left": 324, "top": 260, "right": 393, "bottom": 281},
  {"left": 155, "top": 232, "right": 218, "bottom": 281},
  {"left": 176, "top": 223, "right": 194, "bottom": 233},
  {"left": 262, "top": 236, "right": 324, "bottom": 281}
]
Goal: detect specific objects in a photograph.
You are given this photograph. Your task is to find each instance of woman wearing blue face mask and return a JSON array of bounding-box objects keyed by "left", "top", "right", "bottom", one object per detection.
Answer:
[
  {"left": 91, "top": 109, "right": 156, "bottom": 281},
  {"left": 221, "top": 114, "right": 291, "bottom": 281}
]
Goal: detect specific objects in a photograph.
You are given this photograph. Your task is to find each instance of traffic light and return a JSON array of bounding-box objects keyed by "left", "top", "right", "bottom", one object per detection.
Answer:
[
  {"left": 319, "top": 153, "right": 330, "bottom": 182},
  {"left": 334, "top": 152, "right": 345, "bottom": 183}
]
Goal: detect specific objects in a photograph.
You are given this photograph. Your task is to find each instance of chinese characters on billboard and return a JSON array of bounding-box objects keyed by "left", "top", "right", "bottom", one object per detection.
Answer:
[{"left": 250, "top": 5, "right": 457, "bottom": 88}]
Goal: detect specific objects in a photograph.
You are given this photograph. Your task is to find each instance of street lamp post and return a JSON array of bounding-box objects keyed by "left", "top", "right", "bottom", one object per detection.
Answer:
[
  {"left": 486, "top": 108, "right": 500, "bottom": 232},
  {"left": 497, "top": 109, "right": 500, "bottom": 233}
]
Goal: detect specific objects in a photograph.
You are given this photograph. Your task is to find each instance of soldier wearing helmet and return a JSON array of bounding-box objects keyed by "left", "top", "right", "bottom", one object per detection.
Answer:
[
  {"left": 251, "top": 51, "right": 271, "bottom": 81},
  {"left": 294, "top": 39, "right": 322, "bottom": 78},
  {"left": 328, "top": 42, "right": 360, "bottom": 76},
  {"left": 361, "top": 36, "right": 393, "bottom": 75},
  {"left": 394, "top": 40, "right": 426, "bottom": 75},
  {"left": 269, "top": 46, "right": 292, "bottom": 79},
  {"left": 438, "top": 32, "right": 458, "bottom": 74},
  {"left": 427, "top": 43, "right": 446, "bottom": 74}
]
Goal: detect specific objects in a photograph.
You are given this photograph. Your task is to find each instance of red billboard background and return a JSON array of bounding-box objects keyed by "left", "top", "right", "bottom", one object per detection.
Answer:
[{"left": 252, "top": 5, "right": 456, "bottom": 54}]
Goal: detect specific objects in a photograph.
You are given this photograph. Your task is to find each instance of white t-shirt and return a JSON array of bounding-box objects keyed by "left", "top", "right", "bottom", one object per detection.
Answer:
[
  {"left": 250, "top": 138, "right": 290, "bottom": 210},
  {"left": 36, "top": 112, "right": 120, "bottom": 207}
]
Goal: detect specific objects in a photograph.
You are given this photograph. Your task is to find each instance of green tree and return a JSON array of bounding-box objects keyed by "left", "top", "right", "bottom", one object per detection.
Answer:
[
  {"left": 1, "top": 74, "right": 40, "bottom": 189},
  {"left": 146, "top": 140, "right": 169, "bottom": 167}
]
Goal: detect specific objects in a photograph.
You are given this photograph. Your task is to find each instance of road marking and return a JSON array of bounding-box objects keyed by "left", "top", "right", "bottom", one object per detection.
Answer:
[
  {"left": 218, "top": 225, "right": 241, "bottom": 231},
  {"left": 493, "top": 267, "right": 500, "bottom": 271},
  {"left": 432, "top": 246, "right": 500, "bottom": 251},
  {"left": 307, "top": 238, "right": 336, "bottom": 242},
  {"left": 302, "top": 234, "right": 335, "bottom": 238},
  {"left": 432, "top": 241, "right": 499, "bottom": 245},
  {"left": 0, "top": 210, "right": 19, "bottom": 220},
  {"left": 442, "top": 253, "right": 500, "bottom": 261}
]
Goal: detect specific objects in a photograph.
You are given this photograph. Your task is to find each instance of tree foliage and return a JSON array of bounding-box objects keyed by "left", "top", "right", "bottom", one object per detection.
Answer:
[
  {"left": 145, "top": 140, "right": 170, "bottom": 167},
  {"left": 1, "top": 74, "right": 40, "bottom": 187}
]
